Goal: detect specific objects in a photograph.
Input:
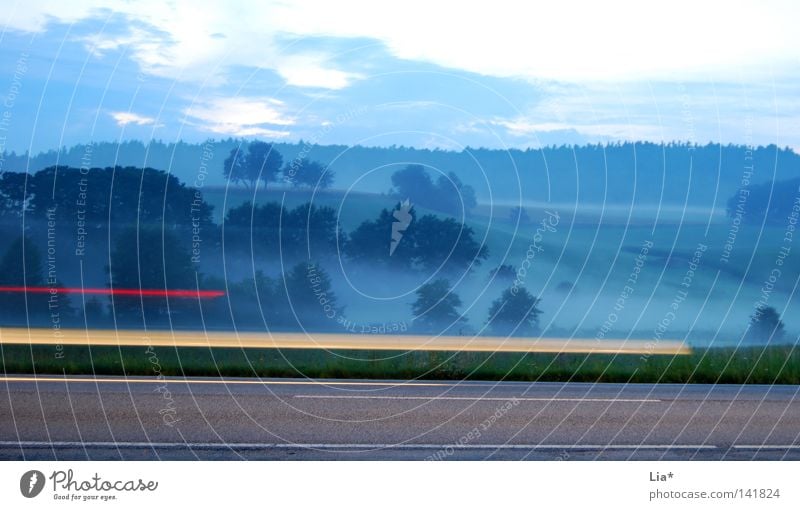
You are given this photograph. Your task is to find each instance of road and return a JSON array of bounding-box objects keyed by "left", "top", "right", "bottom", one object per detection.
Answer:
[{"left": 1, "top": 375, "right": 798, "bottom": 460}]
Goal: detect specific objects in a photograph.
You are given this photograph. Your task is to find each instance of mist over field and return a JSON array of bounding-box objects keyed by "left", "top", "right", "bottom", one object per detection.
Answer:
[{"left": 0, "top": 140, "right": 796, "bottom": 349}]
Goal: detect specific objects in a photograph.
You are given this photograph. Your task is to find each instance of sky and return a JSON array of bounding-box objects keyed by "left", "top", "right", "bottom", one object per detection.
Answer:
[{"left": 0, "top": 0, "right": 798, "bottom": 154}]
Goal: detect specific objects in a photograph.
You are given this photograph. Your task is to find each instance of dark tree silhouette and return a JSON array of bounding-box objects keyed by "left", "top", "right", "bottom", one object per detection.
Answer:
[
  {"left": 284, "top": 158, "right": 334, "bottom": 188},
  {"left": 486, "top": 287, "right": 542, "bottom": 337},
  {"left": 391, "top": 164, "right": 435, "bottom": 201},
  {"left": 488, "top": 264, "right": 517, "bottom": 283},
  {"left": 0, "top": 236, "right": 49, "bottom": 322},
  {"left": 509, "top": 206, "right": 530, "bottom": 225},
  {"left": 25, "top": 166, "right": 214, "bottom": 228},
  {"left": 411, "top": 279, "right": 466, "bottom": 333},
  {"left": 224, "top": 201, "right": 339, "bottom": 262},
  {"left": 283, "top": 262, "right": 339, "bottom": 328},
  {"left": 0, "top": 171, "right": 28, "bottom": 219},
  {"left": 223, "top": 146, "right": 246, "bottom": 186},
  {"left": 108, "top": 227, "right": 198, "bottom": 322},
  {"left": 727, "top": 177, "right": 800, "bottom": 225},
  {"left": 5, "top": 140, "right": 799, "bottom": 212},
  {"left": 412, "top": 214, "right": 488, "bottom": 272},
  {"left": 82, "top": 296, "right": 110, "bottom": 327},
  {"left": 436, "top": 172, "right": 477, "bottom": 216},
  {"left": 224, "top": 201, "right": 286, "bottom": 258},
  {"left": 345, "top": 208, "right": 486, "bottom": 273},
  {"left": 745, "top": 306, "right": 786, "bottom": 343},
  {"left": 225, "top": 270, "right": 281, "bottom": 329},
  {"left": 282, "top": 203, "right": 339, "bottom": 260},
  {"left": 391, "top": 164, "right": 477, "bottom": 216},
  {"left": 223, "top": 141, "right": 283, "bottom": 189},
  {"left": 344, "top": 205, "right": 416, "bottom": 269}
]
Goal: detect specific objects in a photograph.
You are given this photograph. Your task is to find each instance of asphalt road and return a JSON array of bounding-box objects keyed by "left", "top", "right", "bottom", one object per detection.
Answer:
[{"left": 1, "top": 375, "right": 798, "bottom": 460}]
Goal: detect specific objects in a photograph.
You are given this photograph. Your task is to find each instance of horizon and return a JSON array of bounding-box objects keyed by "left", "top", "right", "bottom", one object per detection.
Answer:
[{"left": 4, "top": 137, "right": 799, "bottom": 159}]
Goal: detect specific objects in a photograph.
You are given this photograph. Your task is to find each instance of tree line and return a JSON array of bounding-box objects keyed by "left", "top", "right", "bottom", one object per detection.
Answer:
[{"left": 0, "top": 163, "right": 505, "bottom": 334}]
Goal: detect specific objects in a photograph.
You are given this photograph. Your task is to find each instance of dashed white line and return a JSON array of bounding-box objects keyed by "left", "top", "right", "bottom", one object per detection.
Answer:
[
  {"left": 0, "top": 441, "right": 717, "bottom": 450},
  {"left": 732, "top": 445, "right": 800, "bottom": 449},
  {"left": 293, "top": 395, "right": 661, "bottom": 403},
  {"left": 0, "top": 376, "right": 453, "bottom": 388}
]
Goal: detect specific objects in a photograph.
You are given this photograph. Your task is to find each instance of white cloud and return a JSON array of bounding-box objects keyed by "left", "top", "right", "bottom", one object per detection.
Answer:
[
  {"left": 276, "top": 55, "right": 361, "bottom": 89},
  {"left": 4, "top": 0, "right": 798, "bottom": 86},
  {"left": 267, "top": 0, "right": 800, "bottom": 82},
  {"left": 487, "top": 74, "right": 800, "bottom": 146},
  {"left": 3, "top": 0, "right": 797, "bottom": 148},
  {"left": 0, "top": 1, "right": 359, "bottom": 88},
  {"left": 182, "top": 97, "right": 293, "bottom": 137},
  {"left": 111, "top": 111, "right": 156, "bottom": 126}
]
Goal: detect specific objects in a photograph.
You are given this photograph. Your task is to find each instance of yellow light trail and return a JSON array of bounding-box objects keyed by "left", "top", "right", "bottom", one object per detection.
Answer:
[{"left": 0, "top": 328, "right": 691, "bottom": 355}]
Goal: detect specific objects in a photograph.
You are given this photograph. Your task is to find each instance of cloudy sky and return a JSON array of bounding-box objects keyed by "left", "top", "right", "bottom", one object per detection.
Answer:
[{"left": 0, "top": 0, "right": 797, "bottom": 153}]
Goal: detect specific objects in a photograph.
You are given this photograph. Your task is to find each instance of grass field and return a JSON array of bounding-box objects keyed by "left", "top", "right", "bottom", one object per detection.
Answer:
[{"left": 2, "top": 344, "right": 797, "bottom": 384}]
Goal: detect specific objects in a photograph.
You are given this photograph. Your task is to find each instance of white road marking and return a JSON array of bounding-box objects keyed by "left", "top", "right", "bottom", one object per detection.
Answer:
[
  {"left": 0, "top": 376, "right": 659, "bottom": 398},
  {"left": 0, "top": 375, "right": 453, "bottom": 388},
  {"left": 294, "top": 395, "right": 661, "bottom": 403},
  {"left": 0, "top": 441, "right": 717, "bottom": 450},
  {"left": 732, "top": 445, "right": 800, "bottom": 449}
]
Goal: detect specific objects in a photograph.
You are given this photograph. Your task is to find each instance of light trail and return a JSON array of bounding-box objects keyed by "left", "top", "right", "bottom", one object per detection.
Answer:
[
  {"left": 0, "top": 328, "right": 691, "bottom": 354},
  {"left": 0, "top": 286, "right": 224, "bottom": 298}
]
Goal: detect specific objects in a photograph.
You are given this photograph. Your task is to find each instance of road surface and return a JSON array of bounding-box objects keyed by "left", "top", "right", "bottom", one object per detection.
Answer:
[{"left": 1, "top": 375, "right": 798, "bottom": 460}]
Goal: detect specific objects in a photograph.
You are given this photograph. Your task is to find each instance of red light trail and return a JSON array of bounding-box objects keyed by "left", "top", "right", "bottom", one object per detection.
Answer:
[{"left": 0, "top": 286, "right": 224, "bottom": 298}]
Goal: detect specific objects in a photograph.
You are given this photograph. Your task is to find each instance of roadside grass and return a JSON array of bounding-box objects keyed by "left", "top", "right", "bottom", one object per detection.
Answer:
[{"left": 1, "top": 344, "right": 797, "bottom": 384}]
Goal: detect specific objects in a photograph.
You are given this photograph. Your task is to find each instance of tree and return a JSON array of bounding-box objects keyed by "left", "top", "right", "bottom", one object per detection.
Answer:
[
  {"left": 284, "top": 158, "right": 334, "bottom": 189},
  {"left": 108, "top": 227, "right": 198, "bottom": 322},
  {"left": 224, "top": 201, "right": 339, "bottom": 262},
  {"left": 283, "top": 262, "right": 339, "bottom": 329},
  {"left": 82, "top": 296, "right": 111, "bottom": 327},
  {"left": 411, "top": 279, "right": 466, "bottom": 333},
  {"left": 226, "top": 270, "right": 281, "bottom": 329},
  {"left": 486, "top": 287, "right": 542, "bottom": 337},
  {"left": 223, "top": 141, "right": 283, "bottom": 189},
  {"left": 391, "top": 164, "right": 435, "bottom": 202},
  {"left": 282, "top": 203, "right": 339, "bottom": 260},
  {"left": 509, "top": 206, "right": 530, "bottom": 225},
  {"left": 488, "top": 264, "right": 517, "bottom": 283},
  {"left": 412, "top": 214, "right": 488, "bottom": 272},
  {"left": 345, "top": 208, "right": 487, "bottom": 274},
  {"left": 0, "top": 236, "right": 50, "bottom": 322},
  {"left": 727, "top": 177, "right": 800, "bottom": 225},
  {"left": 745, "top": 306, "right": 785, "bottom": 344},
  {"left": 436, "top": 172, "right": 477, "bottom": 216},
  {"left": 223, "top": 146, "right": 246, "bottom": 186},
  {"left": 0, "top": 171, "right": 29, "bottom": 219},
  {"left": 26, "top": 166, "right": 214, "bottom": 228},
  {"left": 390, "top": 165, "right": 477, "bottom": 216},
  {"left": 224, "top": 200, "right": 286, "bottom": 258},
  {"left": 344, "top": 205, "right": 416, "bottom": 269}
]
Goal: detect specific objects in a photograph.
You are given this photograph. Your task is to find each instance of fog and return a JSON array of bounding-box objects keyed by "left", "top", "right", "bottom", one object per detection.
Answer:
[{"left": 0, "top": 141, "right": 796, "bottom": 348}]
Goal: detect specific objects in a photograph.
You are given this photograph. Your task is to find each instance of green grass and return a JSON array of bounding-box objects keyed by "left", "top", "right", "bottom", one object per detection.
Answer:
[{"left": 2, "top": 344, "right": 798, "bottom": 384}]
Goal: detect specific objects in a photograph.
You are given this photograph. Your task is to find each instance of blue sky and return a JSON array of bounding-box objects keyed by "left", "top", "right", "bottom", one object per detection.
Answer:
[{"left": 0, "top": 0, "right": 797, "bottom": 153}]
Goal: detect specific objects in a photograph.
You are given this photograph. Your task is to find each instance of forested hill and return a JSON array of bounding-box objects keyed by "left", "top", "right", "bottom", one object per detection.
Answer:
[{"left": 2, "top": 140, "right": 797, "bottom": 208}]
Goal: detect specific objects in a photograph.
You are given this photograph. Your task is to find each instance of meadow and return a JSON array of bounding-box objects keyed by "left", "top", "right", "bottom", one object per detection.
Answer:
[{"left": 206, "top": 186, "right": 797, "bottom": 345}]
